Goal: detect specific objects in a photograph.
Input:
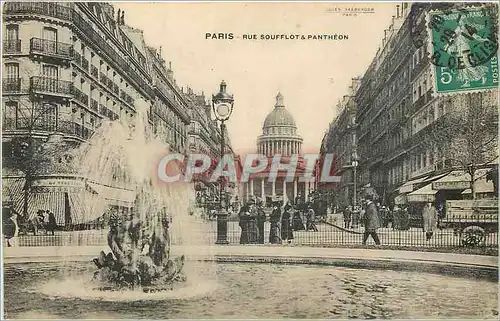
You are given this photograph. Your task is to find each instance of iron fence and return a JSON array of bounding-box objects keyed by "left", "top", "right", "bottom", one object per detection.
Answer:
[{"left": 9, "top": 214, "right": 498, "bottom": 249}]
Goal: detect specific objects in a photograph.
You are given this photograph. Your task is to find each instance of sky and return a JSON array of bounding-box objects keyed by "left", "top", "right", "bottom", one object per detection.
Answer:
[{"left": 115, "top": 2, "right": 399, "bottom": 155}]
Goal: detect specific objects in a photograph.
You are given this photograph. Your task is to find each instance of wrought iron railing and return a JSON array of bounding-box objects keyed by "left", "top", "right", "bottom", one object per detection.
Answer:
[
  {"left": 30, "top": 76, "right": 72, "bottom": 96},
  {"left": 2, "top": 78, "right": 22, "bottom": 93},
  {"left": 91, "top": 65, "right": 99, "bottom": 78},
  {"left": 30, "top": 37, "right": 74, "bottom": 59},
  {"left": 71, "top": 87, "right": 89, "bottom": 106},
  {"left": 3, "top": 39, "right": 22, "bottom": 54},
  {"left": 58, "top": 120, "right": 93, "bottom": 140},
  {"left": 4, "top": 2, "right": 153, "bottom": 98},
  {"left": 81, "top": 56, "right": 89, "bottom": 71},
  {"left": 9, "top": 212, "right": 499, "bottom": 250},
  {"left": 90, "top": 98, "right": 98, "bottom": 112},
  {"left": 4, "top": 2, "right": 73, "bottom": 20},
  {"left": 99, "top": 104, "right": 119, "bottom": 120}
]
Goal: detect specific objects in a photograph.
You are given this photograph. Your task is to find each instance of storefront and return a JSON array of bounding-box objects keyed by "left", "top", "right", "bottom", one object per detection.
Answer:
[{"left": 2, "top": 175, "right": 135, "bottom": 226}]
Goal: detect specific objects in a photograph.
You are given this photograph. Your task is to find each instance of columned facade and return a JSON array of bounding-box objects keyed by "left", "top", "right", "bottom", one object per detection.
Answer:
[{"left": 244, "top": 93, "right": 311, "bottom": 206}]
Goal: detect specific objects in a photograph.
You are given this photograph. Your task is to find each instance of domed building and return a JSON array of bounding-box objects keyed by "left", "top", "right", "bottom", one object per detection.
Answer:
[
  {"left": 242, "top": 93, "right": 314, "bottom": 206},
  {"left": 257, "top": 93, "right": 303, "bottom": 156}
]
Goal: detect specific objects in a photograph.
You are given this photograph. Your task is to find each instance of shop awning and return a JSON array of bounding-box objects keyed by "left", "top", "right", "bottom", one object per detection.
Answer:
[
  {"left": 67, "top": 191, "right": 109, "bottom": 224},
  {"left": 394, "top": 194, "right": 407, "bottom": 205},
  {"left": 26, "top": 192, "right": 66, "bottom": 225},
  {"left": 86, "top": 181, "right": 136, "bottom": 206},
  {"left": 407, "top": 183, "right": 437, "bottom": 203},
  {"left": 461, "top": 176, "right": 495, "bottom": 194},
  {"left": 398, "top": 176, "right": 429, "bottom": 194},
  {"left": 431, "top": 168, "right": 491, "bottom": 190}
]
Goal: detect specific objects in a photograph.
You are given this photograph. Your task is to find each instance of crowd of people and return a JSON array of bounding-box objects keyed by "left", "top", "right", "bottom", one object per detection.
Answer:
[
  {"left": 238, "top": 195, "right": 318, "bottom": 245},
  {"left": 342, "top": 203, "right": 413, "bottom": 230},
  {"left": 339, "top": 195, "right": 442, "bottom": 245},
  {"left": 2, "top": 202, "right": 58, "bottom": 247}
]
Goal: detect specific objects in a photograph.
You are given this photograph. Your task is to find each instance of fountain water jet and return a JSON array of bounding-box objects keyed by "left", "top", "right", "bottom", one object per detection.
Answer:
[{"left": 71, "top": 106, "right": 197, "bottom": 292}]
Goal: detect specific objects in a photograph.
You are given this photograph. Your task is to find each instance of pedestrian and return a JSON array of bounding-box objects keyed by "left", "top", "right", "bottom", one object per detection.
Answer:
[
  {"left": 4, "top": 210, "right": 20, "bottom": 247},
  {"left": 47, "top": 211, "right": 57, "bottom": 236},
  {"left": 256, "top": 198, "right": 266, "bottom": 244},
  {"left": 281, "top": 201, "right": 294, "bottom": 244},
  {"left": 422, "top": 202, "right": 437, "bottom": 241},
  {"left": 238, "top": 203, "right": 250, "bottom": 244},
  {"left": 392, "top": 205, "right": 401, "bottom": 230},
  {"left": 269, "top": 201, "right": 282, "bottom": 244},
  {"left": 306, "top": 203, "right": 318, "bottom": 232},
  {"left": 361, "top": 195, "right": 381, "bottom": 245},
  {"left": 343, "top": 205, "right": 352, "bottom": 229}
]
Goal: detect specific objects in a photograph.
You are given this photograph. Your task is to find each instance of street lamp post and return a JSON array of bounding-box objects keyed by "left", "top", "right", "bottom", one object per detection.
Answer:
[
  {"left": 351, "top": 152, "right": 359, "bottom": 208},
  {"left": 212, "top": 80, "right": 234, "bottom": 245}
]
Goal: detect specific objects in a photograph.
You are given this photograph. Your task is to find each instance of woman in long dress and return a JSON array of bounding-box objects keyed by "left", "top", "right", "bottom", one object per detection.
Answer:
[{"left": 269, "top": 202, "right": 282, "bottom": 244}]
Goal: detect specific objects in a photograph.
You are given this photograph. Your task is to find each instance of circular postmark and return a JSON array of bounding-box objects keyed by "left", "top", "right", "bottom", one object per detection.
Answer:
[
  {"left": 409, "top": 2, "right": 460, "bottom": 49},
  {"left": 427, "top": 5, "right": 498, "bottom": 69}
]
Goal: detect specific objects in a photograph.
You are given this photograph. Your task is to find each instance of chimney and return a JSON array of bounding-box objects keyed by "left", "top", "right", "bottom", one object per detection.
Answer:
[
  {"left": 396, "top": 5, "right": 400, "bottom": 18},
  {"left": 117, "top": 9, "right": 121, "bottom": 24},
  {"left": 159, "top": 46, "right": 162, "bottom": 56},
  {"left": 121, "top": 11, "right": 125, "bottom": 25},
  {"left": 167, "top": 61, "right": 173, "bottom": 79}
]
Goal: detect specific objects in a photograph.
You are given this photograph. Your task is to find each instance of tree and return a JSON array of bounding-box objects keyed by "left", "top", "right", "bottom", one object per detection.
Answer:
[
  {"left": 427, "top": 92, "right": 498, "bottom": 199},
  {"left": 2, "top": 100, "right": 72, "bottom": 217}
]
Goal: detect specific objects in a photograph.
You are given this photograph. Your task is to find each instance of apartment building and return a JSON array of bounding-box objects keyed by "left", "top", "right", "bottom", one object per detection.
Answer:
[
  {"left": 322, "top": 3, "right": 498, "bottom": 208},
  {"left": 2, "top": 2, "right": 233, "bottom": 224}
]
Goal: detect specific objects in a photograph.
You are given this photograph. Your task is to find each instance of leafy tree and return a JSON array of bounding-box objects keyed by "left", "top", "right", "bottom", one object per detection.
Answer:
[
  {"left": 428, "top": 92, "right": 498, "bottom": 199},
  {"left": 2, "top": 101, "right": 72, "bottom": 217}
]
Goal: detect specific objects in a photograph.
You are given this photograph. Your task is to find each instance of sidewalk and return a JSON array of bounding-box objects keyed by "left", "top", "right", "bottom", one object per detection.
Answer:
[{"left": 3, "top": 244, "right": 498, "bottom": 269}]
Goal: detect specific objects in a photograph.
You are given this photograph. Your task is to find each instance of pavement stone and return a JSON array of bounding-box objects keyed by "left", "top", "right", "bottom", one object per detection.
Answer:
[{"left": 3, "top": 244, "right": 498, "bottom": 268}]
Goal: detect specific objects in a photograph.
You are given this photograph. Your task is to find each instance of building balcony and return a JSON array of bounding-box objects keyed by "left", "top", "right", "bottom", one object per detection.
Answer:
[
  {"left": 30, "top": 37, "right": 74, "bottom": 62},
  {"left": 30, "top": 76, "right": 72, "bottom": 98},
  {"left": 3, "top": 39, "right": 22, "bottom": 54},
  {"left": 90, "top": 98, "right": 98, "bottom": 112},
  {"left": 58, "top": 120, "right": 93, "bottom": 140},
  {"left": 71, "top": 87, "right": 89, "bottom": 106},
  {"left": 99, "top": 104, "right": 119, "bottom": 120},
  {"left": 91, "top": 65, "right": 99, "bottom": 79},
  {"left": 4, "top": 2, "right": 73, "bottom": 21},
  {"left": 81, "top": 56, "right": 89, "bottom": 71},
  {"left": 2, "top": 78, "right": 23, "bottom": 93}
]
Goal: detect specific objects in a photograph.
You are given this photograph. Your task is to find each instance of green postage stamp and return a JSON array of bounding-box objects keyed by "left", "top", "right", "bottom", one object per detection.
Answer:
[{"left": 427, "top": 5, "right": 499, "bottom": 94}]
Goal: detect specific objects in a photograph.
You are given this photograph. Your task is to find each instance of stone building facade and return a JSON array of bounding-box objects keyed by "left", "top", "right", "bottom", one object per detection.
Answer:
[
  {"left": 319, "top": 78, "right": 360, "bottom": 207},
  {"left": 322, "top": 3, "right": 498, "bottom": 208},
  {"left": 2, "top": 2, "right": 231, "bottom": 224}
]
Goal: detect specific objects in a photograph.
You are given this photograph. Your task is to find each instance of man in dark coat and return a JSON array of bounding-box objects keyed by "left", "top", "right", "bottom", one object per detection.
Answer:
[
  {"left": 256, "top": 198, "right": 266, "bottom": 244},
  {"left": 361, "top": 195, "right": 381, "bottom": 245}
]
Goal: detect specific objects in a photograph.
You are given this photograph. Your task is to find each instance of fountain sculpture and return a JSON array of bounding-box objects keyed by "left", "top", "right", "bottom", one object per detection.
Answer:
[{"left": 70, "top": 102, "right": 190, "bottom": 292}]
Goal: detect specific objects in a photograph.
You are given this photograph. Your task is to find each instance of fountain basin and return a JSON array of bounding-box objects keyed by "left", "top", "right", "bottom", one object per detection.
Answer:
[
  {"left": 3, "top": 245, "right": 498, "bottom": 319},
  {"left": 3, "top": 258, "right": 498, "bottom": 319}
]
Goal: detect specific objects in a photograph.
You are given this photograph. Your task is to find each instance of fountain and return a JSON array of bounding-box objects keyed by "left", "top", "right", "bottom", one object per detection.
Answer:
[{"left": 70, "top": 103, "right": 191, "bottom": 292}]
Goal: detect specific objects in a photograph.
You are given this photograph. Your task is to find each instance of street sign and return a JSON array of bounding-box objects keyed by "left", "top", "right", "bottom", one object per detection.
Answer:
[{"left": 432, "top": 181, "right": 470, "bottom": 190}]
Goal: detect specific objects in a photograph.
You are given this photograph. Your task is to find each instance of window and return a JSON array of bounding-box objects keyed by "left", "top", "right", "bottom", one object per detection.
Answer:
[
  {"left": 3, "top": 101, "right": 18, "bottom": 129},
  {"left": 6, "top": 24, "right": 19, "bottom": 41},
  {"left": 5, "top": 25, "right": 19, "bottom": 52},
  {"left": 35, "top": 102, "right": 58, "bottom": 131},
  {"left": 42, "top": 27, "right": 58, "bottom": 53},
  {"left": 5, "top": 63, "right": 19, "bottom": 79},
  {"left": 42, "top": 64, "right": 58, "bottom": 79}
]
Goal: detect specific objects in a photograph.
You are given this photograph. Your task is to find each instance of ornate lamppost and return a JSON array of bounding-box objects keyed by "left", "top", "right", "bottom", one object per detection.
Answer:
[
  {"left": 351, "top": 151, "right": 359, "bottom": 208},
  {"left": 212, "top": 80, "right": 234, "bottom": 244}
]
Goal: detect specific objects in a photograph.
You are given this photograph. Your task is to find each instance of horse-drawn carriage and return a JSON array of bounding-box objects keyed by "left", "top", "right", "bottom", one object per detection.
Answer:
[{"left": 443, "top": 199, "right": 498, "bottom": 246}]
